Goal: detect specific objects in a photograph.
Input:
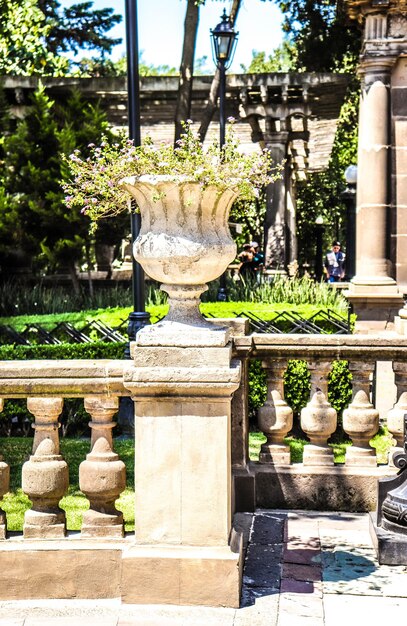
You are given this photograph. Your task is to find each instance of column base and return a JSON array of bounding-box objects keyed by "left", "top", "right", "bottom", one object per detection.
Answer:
[
  {"left": 303, "top": 444, "right": 334, "bottom": 467},
  {"left": 23, "top": 509, "right": 66, "bottom": 539},
  {"left": 369, "top": 512, "right": 407, "bottom": 565},
  {"left": 345, "top": 285, "right": 403, "bottom": 323},
  {"left": 345, "top": 446, "right": 377, "bottom": 467},
  {"left": 81, "top": 509, "right": 124, "bottom": 538},
  {"left": 121, "top": 536, "right": 243, "bottom": 608},
  {"left": 259, "top": 444, "right": 291, "bottom": 465}
]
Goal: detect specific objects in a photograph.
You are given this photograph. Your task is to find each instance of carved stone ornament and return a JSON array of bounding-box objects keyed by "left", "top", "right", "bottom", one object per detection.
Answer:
[{"left": 121, "top": 176, "right": 238, "bottom": 338}]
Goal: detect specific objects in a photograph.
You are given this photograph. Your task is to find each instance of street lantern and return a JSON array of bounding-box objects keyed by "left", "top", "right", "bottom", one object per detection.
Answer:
[
  {"left": 341, "top": 164, "right": 357, "bottom": 280},
  {"left": 211, "top": 9, "right": 238, "bottom": 69},
  {"left": 210, "top": 9, "right": 238, "bottom": 149},
  {"left": 211, "top": 10, "right": 238, "bottom": 300},
  {"left": 124, "top": 0, "right": 150, "bottom": 348}
]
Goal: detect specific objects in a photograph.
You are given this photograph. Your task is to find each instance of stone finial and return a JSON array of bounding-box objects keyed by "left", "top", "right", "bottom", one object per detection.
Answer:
[
  {"left": 343, "top": 362, "right": 379, "bottom": 466},
  {"left": 0, "top": 398, "right": 10, "bottom": 540},
  {"left": 301, "top": 361, "right": 337, "bottom": 466},
  {"left": 79, "top": 395, "right": 126, "bottom": 537},
  {"left": 258, "top": 359, "right": 293, "bottom": 465}
]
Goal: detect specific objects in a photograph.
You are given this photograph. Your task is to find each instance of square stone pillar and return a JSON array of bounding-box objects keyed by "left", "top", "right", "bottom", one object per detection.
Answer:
[{"left": 121, "top": 325, "right": 243, "bottom": 607}]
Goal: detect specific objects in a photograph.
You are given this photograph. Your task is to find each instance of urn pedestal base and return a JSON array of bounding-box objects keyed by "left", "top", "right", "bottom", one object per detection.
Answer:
[{"left": 121, "top": 537, "right": 243, "bottom": 608}]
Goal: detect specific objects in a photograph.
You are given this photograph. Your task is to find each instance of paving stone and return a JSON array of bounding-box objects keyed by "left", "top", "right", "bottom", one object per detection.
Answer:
[
  {"left": 234, "top": 591, "right": 279, "bottom": 626},
  {"left": 243, "top": 544, "right": 282, "bottom": 588},
  {"left": 282, "top": 562, "right": 321, "bottom": 582},
  {"left": 323, "top": 594, "right": 407, "bottom": 625},
  {"left": 277, "top": 614, "right": 324, "bottom": 626},
  {"left": 119, "top": 605, "right": 235, "bottom": 626},
  {"left": 321, "top": 547, "right": 377, "bottom": 569},
  {"left": 283, "top": 545, "right": 321, "bottom": 566},
  {"left": 278, "top": 592, "right": 324, "bottom": 619},
  {"left": 250, "top": 513, "right": 286, "bottom": 545},
  {"left": 280, "top": 579, "right": 322, "bottom": 595},
  {"left": 318, "top": 529, "right": 371, "bottom": 549}
]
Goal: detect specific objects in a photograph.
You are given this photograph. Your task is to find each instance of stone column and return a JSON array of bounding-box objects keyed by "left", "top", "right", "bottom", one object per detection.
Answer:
[
  {"left": 300, "top": 360, "right": 337, "bottom": 466},
  {"left": 121, "top": 328, "right": 242, "bottom": 607},
  {"left": 258, "top": 358, "right": 292, "bottom": 465},
  {"left": 79, "top": 395, "right": 126, "bottom": 537},
  {"left": 347, "top": 56, "right": 403, "bottom": 321},
  {"left": 387, "top": 362, "right": 407, "bottom": 465},
  {"left": 22, "top": 397, "right": 69, "bottom": 538},
  {"left": 264, "top": 128, "right": 289, "bottom": 271},
  {"left": 343, "top": 361, "right": 379, "bottom": 466},
  {"left": 0, "top": 398, "right": 10, "bottom": 540}
]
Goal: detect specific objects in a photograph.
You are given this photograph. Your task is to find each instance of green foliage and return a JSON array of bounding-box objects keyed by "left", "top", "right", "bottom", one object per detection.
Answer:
[
  {"left": 0, "top": 341, "right": 125, "bottom": 361},
  {"left": 274, "top": 0, "right": 361, "bottom": 72},
  {"left": 241, "top": 42, "right": 297, "bottom": 73},
  {"left": 0, "top": 84, "right": 126, "bottom": 279},
  {"left": 296, "top": 82, "right": 359, "bottom": 265},
  {"left": 64, "top": 120, "right": 276, "bottom": 229},
  {"left": 38, "top": 0, "right": 122, "bottom": 57},
  {"left": 203, "top": 275, "right": 349, "bottom": 313},
  {"left": 0, "top": 0, "right": 69, "bottom": 76},
  {"left": 0, "top": 0, "right": 121, "bottom": 77},
  {"left": 249, "top": 358, "right": 352, "bottom": 429}
]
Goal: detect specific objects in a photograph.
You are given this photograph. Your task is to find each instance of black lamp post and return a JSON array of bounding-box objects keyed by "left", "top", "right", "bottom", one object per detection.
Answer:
[
  {"left": 211, "top": 10, "right": 238, "bottom": 301},
  {"left": 341, "top": 164, "right": 357, "bottom": 281},
  {"left": 314, "top": 215, "right": 325, "bottom": 282},
  {"left": 124, "top": 0, "right": 150, "bottom": 351}
]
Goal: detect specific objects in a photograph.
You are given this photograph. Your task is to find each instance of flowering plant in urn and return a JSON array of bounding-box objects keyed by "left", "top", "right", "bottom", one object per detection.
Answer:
[{"left": 63, "top": 121, "right": 275, "bottom": 334}]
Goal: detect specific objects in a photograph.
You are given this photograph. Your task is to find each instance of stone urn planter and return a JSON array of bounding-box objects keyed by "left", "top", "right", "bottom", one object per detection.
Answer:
[{"left": 122, "top": 176, "right": 238, "bottom": 338}]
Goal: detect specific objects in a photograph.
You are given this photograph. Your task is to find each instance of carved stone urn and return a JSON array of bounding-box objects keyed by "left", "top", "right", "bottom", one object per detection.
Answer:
[{"left": 121, "top": 176, "right": 238, "bottom": 341}]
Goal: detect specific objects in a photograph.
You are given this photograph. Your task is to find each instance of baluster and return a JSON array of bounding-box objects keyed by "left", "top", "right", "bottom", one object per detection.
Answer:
[
  {"left": 0, "top": 399, "right": 10, "bottom": 539},
  {"left": 343, "top": 361, "right": 379, "bottom": 466},
  {"left": 300, "top": 360, "right": 337, "bottom": 465},
  {"left": 387, "top": 362, "right": 407, "bottom": 466},
  {"left": 258, "top": 358, "right": 293, "bottom": 464},
  {"left": 79, "top": 396, "right": 126, "bottom": 537},
  {"left": 22, "top": 397, "right": 68, "bottom": 538}
]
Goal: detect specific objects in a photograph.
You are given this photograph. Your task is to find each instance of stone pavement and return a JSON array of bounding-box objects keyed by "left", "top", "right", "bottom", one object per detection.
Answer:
[{"left": 1, "top": 510, "right": 407, "bottom": 625}]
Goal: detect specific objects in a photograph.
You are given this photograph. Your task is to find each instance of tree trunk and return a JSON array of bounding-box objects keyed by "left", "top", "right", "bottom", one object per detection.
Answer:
[
  {"left": 68, "top": 260, "right": 81, "bottom": 296},
  {"left": 198, "top": 0, "right": 241, "bottom": 142},
  {"left": 174, "top": 0, "right": 200, "bottom": 144}
]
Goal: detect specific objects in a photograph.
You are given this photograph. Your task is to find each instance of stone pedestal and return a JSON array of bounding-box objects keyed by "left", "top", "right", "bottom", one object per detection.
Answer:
[{"left": 122, "top": 324, "right": 243, "bottom": 607}]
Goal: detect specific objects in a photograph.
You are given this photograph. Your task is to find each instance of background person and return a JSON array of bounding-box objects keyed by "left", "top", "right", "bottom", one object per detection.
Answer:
[{"left": 324, "top": 241, "right": 346, "bottom": 282}]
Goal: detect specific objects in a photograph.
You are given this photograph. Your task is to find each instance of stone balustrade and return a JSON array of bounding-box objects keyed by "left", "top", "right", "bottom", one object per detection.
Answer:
[
  {"left": 0, "top": 359, "right": 130, "bottom": 542},
  {"left": 232, "top": 333, "right": 407, "bottom": 512},
  {"left": 0, "top": 334, "right": 406, "bottom": 602}
]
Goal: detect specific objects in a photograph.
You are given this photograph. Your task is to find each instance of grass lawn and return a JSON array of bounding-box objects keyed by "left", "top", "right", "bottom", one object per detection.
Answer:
[
  {"left": 0, "top": 302, "right": 346, "bottom": 332},
  {"left": 0, "top": 429, "right": 394, "bottom": 532}
]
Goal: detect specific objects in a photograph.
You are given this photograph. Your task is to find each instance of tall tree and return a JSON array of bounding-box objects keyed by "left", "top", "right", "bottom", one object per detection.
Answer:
[
  {"left": 174, "top": 0, "right": 201, "bottom": 142},
  {"left": 0, "top": 85, "right": 123, "bottom": 289},
  {"left": 0, "top": 0, "right": 69, "bottom": 76},
  {"left": 274, "top": 0, "right": 360, "bottom": 72},
  {"left": 0, "top": 0, "right": 122, "bottom": 76},
  {"left": 38, "top": 1, "right": 122, "bottom": 57}
]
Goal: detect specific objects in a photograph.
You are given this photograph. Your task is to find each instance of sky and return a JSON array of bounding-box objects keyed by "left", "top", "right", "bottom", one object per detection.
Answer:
[{"left": 61, "top": 0, "right": 284, "bottom": 74}]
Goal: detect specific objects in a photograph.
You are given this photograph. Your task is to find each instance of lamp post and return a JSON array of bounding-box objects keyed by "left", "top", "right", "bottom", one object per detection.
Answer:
[
  {"left": 124, "top": 0, "right": 150, "bottom": 349},
  {"left": 341, "top": 165, "right": 357, "bottom": 281},
  {"left": 211, "top": 10, "right": 238, "bottom": 301},
  {"left": 314, "top": 215, "right": 325, "bottom": 282}
]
